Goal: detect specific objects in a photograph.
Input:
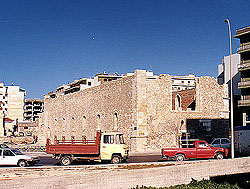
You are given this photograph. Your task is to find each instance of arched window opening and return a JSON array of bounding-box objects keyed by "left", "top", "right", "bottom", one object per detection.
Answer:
[
  {"left": 114, "top": 112, "right": 118, "bottom": 130},
  {"left": 177, "top": 95, "right": 181, "bottom": 108}
]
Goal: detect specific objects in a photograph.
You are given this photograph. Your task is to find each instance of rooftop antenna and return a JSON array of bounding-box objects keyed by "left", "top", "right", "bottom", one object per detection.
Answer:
[{"left": 76, "top": 73, "right": 80, "bottom": 80}]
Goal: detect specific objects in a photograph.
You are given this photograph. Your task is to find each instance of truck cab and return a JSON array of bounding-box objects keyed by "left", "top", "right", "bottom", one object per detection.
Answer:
[{"left": 101, "top": 132, "right": 129, "bottom": 163}]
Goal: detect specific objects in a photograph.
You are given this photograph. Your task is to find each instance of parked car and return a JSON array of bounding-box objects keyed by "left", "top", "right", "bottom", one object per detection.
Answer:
[
  {"left": 162, "top": 140, "right": 229, "bottom": 161},
  {"left": 0, "top": 147, "right": 40, "bottom": 167},
  {"left": 210, "top": 138, "right": 231, "bottom": 149}
]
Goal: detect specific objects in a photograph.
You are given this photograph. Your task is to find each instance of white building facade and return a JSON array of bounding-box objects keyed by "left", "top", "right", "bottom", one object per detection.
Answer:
[{"left": 0, "top": 83, "right": 25, "bottom": 136}]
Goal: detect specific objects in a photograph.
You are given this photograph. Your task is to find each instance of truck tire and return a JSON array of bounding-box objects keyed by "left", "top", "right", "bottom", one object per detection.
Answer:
[
  {"left": 111, "top": 155, "right": 122, "bottom": 164},
  {"left": 60, "top": 156, "right": 72, "bottom": 166},
  {"left": 215, "top": 152, "right": 224, "bottom": 160},
  {"left": 175, "top": 154, "right": 185, "bottom": 162},
  {"left": 18, "top": 160, "right": 27, "bottom": 167}
]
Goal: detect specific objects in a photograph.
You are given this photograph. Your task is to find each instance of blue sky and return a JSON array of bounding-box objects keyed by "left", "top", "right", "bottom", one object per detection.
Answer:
[{"left": 0, "top": 0, "right": 249, "bottom": 99}]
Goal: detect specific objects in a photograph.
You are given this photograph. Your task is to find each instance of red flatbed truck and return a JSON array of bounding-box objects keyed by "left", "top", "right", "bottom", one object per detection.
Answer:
[
  {"left": 162, "top": 140, "right": 229, "bottom": 161},
  {"left": 46, "top": 131, "right": 129, "bottom": 165}
]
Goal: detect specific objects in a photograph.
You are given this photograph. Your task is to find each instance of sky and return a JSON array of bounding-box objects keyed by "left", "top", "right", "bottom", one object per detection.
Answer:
[{"left": 0, "top": 0, "right": 249, "bottom": 99}]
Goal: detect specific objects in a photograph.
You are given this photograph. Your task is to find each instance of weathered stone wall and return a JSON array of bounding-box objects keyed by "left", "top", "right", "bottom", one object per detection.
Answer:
[
  {"left": 38, "top": 70, "right": 229, "bottom": 152},
  {"left": 39, "top": 74, "right": 136, "bottom": 149}
]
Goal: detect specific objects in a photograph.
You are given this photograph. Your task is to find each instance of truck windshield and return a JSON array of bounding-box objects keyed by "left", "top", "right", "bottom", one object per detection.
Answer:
[
  {"left": 116, "top": 134, "right": 125, "bottom": 144},
  {"left": 11, "top": 149, "right": 24, "bottom": 155}
]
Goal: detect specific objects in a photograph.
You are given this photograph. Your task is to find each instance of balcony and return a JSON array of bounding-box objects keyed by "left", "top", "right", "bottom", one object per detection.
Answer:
[
  {"left": 238, "top": 60, "right": 250, "bottom": 71},
  {"left": 235, "top": 26, "right": 250, "bottom": 36},
  {"left": 238, "top": 95, "right": 250, "bottom": 107},
  {"left": 237, "top": 42, "right": 250, "bottom": 53},
  {"left": 238, "top": 78, "right": 250, "bottom": 88}
]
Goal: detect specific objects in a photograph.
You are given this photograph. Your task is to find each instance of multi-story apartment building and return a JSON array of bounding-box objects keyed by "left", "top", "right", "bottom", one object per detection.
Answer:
[
  {"left": 0, "top": 83, "right": 26, "bottom": 136},
  {"left": 49, "top": 72, "right": 125, "bottom": 97},
  {"left": 234, "top": 25, "right": 250, "bottom": 126},
  {"left": 49, "top": 72, "right": 197, "bottom": 98},
  {"left": 171, "top": 74, "right": 196, "bottom": 91},
  {"left": 24, "top": 99, "right": 44, "bottom": 122}
]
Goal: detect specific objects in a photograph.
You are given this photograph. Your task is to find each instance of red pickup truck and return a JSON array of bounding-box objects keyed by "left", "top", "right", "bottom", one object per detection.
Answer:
[{"left": 162, "top": 140, "right": 229, "bottom": 161}]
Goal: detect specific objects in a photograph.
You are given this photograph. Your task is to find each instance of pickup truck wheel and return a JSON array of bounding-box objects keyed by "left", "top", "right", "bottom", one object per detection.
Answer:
[
  {"left": 111, "top": 155, "right": 122, "bottom": 164},
  {"left": 60, "top": 156, "right": 72, "bottom": 166},
  {"left": 215, "top": 153, "right": 224, "bottom": 160},
  {"left": 18, "top": 160, "right": 27, "bottom": 167},
  {"left": 175, "top": 154, "right": 185, "bottom": 162}
]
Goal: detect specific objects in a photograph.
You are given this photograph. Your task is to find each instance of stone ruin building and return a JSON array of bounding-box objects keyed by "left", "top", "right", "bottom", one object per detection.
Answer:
[{"left": 38, "top": 70, "right": 229, "bottom": 152}]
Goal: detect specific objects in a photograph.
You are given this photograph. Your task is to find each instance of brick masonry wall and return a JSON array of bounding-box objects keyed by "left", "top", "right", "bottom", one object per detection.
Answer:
[
  {"left": 172, "top": 89, "right": 196, "bottom": 111},
  {"left": 38, "top": 70, "right": 229, "bottom": 152}
]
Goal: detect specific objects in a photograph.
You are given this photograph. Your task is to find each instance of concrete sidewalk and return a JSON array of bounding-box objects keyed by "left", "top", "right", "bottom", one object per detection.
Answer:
[{"left": 0, "top": 157, "right": 250, "bottom": 188}]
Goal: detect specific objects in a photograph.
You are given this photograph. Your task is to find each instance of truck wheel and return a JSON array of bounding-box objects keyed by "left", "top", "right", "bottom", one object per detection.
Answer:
[
  {"left": 111, "top": 155, "right": 122, "bottom": 164},
  {"left": 175, "top": 154, "right": 185, "bottom": 162},
  {"left": 60, "top": 156, "right": 72, "bottom": 166},
  {"left": 215, "top": 153, "right": 224, "bottom": 160},
  {"left": 18, "top": 160, "right": 27, "bottom": 167}
]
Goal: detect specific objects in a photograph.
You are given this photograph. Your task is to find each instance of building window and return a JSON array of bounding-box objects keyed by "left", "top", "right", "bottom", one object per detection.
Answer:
[
  {"left": 200, "top": 119, "right": 211, "bottom": 132},
  {"left": 175, "top": 95, "right": 181, "bottom": 110},
  {"left": 88, "top": 82, "right": 91, "bottom": 86},
  {"left": 114, "top": 112, "right": 118, "bottom": 130}
]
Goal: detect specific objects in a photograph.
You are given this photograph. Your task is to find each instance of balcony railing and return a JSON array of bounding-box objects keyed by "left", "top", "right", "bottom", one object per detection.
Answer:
[
  {"left": 238, "top": 78, "right": 250, "bottom": 88},
  {"left": 236, "top": 26, "right": 250, "bottom": 36},
  {"left": 238, "top": 60, "right": 250, "bottom": 71},
  {"left": 238, "top": 95, "right": 250, "bottom": 107},
  {"left": 238, "top": 42, "right": 250, "bottom": 53}
]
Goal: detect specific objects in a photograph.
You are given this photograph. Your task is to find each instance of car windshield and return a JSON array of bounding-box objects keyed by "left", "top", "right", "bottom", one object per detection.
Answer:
[{"left": 11, "top": 149, "right": 24, "bottom": 155}]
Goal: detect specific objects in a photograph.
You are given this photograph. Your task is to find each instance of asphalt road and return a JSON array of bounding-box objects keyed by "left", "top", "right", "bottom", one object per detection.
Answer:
[{"left": 39, "top": 154, "right": 164, "bottom": 166}]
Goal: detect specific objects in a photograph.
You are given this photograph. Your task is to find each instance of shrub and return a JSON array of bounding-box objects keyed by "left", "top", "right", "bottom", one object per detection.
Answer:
[{"left": 132, "top": 179, "right": 240, "bottom": 189}]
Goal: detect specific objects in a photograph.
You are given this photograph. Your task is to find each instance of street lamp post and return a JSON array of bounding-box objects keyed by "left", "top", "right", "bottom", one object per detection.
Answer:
[{"left": 225, "top": 19, "right": 234, "bottom": 159}]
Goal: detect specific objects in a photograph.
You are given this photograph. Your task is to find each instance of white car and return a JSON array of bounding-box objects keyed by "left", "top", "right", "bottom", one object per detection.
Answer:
[{"left": 0, "top": 147, "right": 40, "bottom": 167}]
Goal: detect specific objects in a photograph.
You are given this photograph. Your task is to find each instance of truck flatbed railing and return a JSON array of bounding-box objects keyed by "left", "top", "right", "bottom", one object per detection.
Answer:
[{"left": 46, "top": 139, "right": 98, "bottom": 145}]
